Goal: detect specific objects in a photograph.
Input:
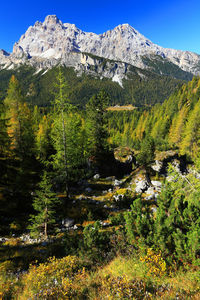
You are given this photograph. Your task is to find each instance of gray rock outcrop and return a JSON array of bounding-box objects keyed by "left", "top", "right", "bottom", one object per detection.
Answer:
[{"left": 1, "top": 15, "right": 200, "bottom": 79}]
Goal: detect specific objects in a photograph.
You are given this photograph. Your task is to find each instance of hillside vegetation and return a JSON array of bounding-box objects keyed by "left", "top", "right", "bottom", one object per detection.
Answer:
[
  {"left": 0, "top": 65, "right": 187, "bottom": 107},
  {"left": 109, "top": 76, "right": 200, "bottom": 161},
  {"left": 0, "top": 72, "right": 200, "bottom": 299}
]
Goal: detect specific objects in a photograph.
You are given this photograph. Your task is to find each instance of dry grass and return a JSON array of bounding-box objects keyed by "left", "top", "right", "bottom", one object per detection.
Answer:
[{"left": 107, "top": 104, "right": 136, "bottom": 111}]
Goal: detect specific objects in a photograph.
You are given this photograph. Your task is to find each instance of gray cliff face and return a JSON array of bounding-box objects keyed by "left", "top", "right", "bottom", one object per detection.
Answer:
[{"left": 1, "top": 15, "right": 200, "bottom": 79}]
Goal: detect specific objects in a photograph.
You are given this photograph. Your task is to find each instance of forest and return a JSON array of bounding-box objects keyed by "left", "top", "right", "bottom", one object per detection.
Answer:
[
  {"left": 0, "top": 67, "right": 200, "bottom": 299},
  {"left": 0, "top": 64, "right": 187, "bottom": 107}
]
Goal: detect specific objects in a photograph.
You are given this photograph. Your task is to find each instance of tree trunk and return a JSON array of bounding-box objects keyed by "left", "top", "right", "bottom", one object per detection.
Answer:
[
  {"left": 44, "top": 206, "right": 48, "bottom": 240},
  {"left": 61, "top": 110, "right": 69, "bottom": 198}
]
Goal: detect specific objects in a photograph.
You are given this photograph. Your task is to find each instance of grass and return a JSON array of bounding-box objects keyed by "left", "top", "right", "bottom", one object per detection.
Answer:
[
  {"left": 1, "top": 156, "right": 200, "bottom": 299},
  {"left": 0, "top": 239, "right": 200, "bottom": 299},
  {"left": 99, "top": 255, "right": 146, "bottom": 280},
  {"left": 107, "top": 104, "right": 136, "bottom": 111},
  {"left": 93, "top": 255, "right": 200, "bottom": 299}
]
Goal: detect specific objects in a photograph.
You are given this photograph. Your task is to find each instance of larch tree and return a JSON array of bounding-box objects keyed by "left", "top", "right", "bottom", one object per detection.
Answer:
[
  {"left": 4, "top": 75, "right": 24, "bottom": 152},
  {"left": 36, "top": 114, "right": 53, "bottom": 162},
  {"left": 51, "top": 67, "right": 72, "bottom": 197},
  {"left": 3, "top": 75, "right": 37, "bottom": 213},
  {"left": 0, "top": 102, "right": 11, "bottom": 186},
  {"left": 4, "top": 75, "right": 35, "bottom": 157},
  {"left": 179, "top": 99, "right": 200, "bottom": 159}
]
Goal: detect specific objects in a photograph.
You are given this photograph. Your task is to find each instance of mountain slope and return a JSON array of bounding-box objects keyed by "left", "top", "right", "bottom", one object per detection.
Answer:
[
  {"left": 0, "top": 64, "right": 186, "bottom": 108},
  {"left": 0, "top": 15, "right": 199, "bottom": 80},
  {"left": 108, "top": 76, "right": 200, "bottom": 160}
]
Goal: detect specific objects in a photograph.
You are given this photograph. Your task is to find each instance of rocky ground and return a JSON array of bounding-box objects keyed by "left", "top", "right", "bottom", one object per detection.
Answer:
[{"left": 0, "top": 150, "right": 191, "bottom": 246}]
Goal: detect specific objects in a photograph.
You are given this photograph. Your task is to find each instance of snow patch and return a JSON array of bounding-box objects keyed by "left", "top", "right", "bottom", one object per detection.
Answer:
[
  {"left": 112, "top": 74, "right": 123, "bottom": 87},
  {"left": 34, "top": 68, "right": 42, "bottom": 75},
  {"left": 41, "top": 69, "right": 49, "bottom": 76}
]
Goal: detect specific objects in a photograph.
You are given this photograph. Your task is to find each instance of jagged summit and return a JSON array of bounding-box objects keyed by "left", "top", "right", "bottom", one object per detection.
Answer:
[
  {"left": 43, "top": 14, "right": 61, "bottom": 25},
  {"left": 0, "top": 15, "right": 200, "bottom": 77},
  {"left": 113, "top": 23, "right": 138, "bottom": 34}
]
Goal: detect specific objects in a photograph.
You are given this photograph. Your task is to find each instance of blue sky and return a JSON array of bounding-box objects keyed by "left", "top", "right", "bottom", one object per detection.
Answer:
[{"left": 1, "top": 0, "right": 200, "bottom": 54}]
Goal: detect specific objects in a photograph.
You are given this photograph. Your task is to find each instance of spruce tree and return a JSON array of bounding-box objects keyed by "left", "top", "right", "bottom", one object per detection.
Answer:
[
  {"left": 28, "top": 172, "right": 61, "bottom": 239},
  {"left": 86, "top": 90, "right": 110, "bottom": 165}
]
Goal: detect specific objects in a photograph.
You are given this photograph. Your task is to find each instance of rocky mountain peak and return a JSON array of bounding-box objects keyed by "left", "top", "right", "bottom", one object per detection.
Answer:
[
  {"left": 1, "top": 15, "right": 200, "bottom": 77},
  {"left": 0, "top": 49, "right": 9, "bottom": 56},
  {"left": 43, "top": 15, "right": 62, "bottom": 26},
  {"left": 114, "top": 23, "right": 135, "bottom": 33}
]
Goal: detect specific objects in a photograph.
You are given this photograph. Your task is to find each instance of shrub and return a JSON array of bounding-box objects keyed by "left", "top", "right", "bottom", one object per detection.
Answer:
[
  {"left": 83, "top": 221, "right": 110, "bottom": 261},
  {"left": 100, "top": 274, "right": 152, "bottom": 299},
  {"left": 0, "top": 260, "right": 18, "bottom": 299},
  {"left": 3, "top": 238, "right": 21, "bottom": 247},
  {"left": 22, "top": 255, "right": 86, "bottom": 299},
  {"left": 140, "top": 248, "right": 167, "bottom": 278},
  {"left": 109, "top": 212, "right": 125, "bottom": 226},
  {"left": 113, "top": 189, "right": 135, "bottom": 208}
]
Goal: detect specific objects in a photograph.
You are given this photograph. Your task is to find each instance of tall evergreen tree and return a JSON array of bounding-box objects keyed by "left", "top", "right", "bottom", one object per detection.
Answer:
[
  {"left": 0, "top": 102, "right": 11, "bottom": 189},
  {"left": 51, "top": 67, "right": 71, "bottom": 196},
  {"left": 3, "top": 75, "right": 38, "bottom": 214},
  {"left": 86, "top": 90, "right": 110, "bottom": 165},
  {"left": 28, "top": 172, "right": 61, "bottom": 239},
  {"left": 137, "top": 136, "right": 155, "bottom": 167}
]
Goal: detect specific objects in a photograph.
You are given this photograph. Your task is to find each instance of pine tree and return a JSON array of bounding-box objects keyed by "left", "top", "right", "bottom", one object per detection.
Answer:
[
  {"left": 154, "top": 183, "right": 176, "bottom": 257},
  {"left": 154, "top": 164, "right": 200, "bottom": 264},
  {"left": 28, "top": 172, "right": 61, "bottom": 239},
  {"left": 137, "top": 136, "right": 155, "bottom": 167},
  {"left": 86, "top": 90, "right": 110, "bottom": 165},
  {"left": 124, "top": 197, "right": 153, "bottom": 248}
]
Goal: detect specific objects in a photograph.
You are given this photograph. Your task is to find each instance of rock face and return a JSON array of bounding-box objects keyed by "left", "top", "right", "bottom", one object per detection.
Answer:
[
  {"left": 1, "top": 15, "right": 200, "bottom": 78},
  {"left": 135, "top": 179, "right": 149, "bottom": 193}
]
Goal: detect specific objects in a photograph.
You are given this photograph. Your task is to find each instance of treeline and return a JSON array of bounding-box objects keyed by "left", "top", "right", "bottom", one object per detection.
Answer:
[
  {"left": 0, "top": 65, "right": 186, "bottom": 107},
  {"left": 109, "top": 76, "right": 200, "bottom": 161}
]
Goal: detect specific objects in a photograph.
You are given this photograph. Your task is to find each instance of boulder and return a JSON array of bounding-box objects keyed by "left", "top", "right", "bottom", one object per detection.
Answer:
[
  {"left": 151, "top": 181, "right": 162, "bottom": 188},
  {"left": 114, "top": 179, "right": 122, "bottom": 186},
  {"left": 135, "top": 180, "right": 149, "bottom": 193},
  {"left": 151, "top": 160, "right": 162, "bottom": 172},
  {"left": 146, "top": 186, "right": 155, "bottom": 195},
  {"left": 113, "top": 194, "right": 124, "bottom": 202},
  {"left": 62, "top": 218, "right": 75, "bottom": 228},
  {"left": 105, "top": 176, "right": 115, "bottom": 181}
]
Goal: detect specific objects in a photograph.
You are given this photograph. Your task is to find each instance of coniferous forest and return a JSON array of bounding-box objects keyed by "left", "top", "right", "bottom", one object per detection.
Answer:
[{"left": 0, "top": 67, "right": 200, "bottom": 299}]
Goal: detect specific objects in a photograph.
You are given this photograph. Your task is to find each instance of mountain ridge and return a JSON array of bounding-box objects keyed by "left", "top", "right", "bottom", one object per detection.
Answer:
[{"left": 0, "top": 15, "right": 199, "bottom": 82}]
